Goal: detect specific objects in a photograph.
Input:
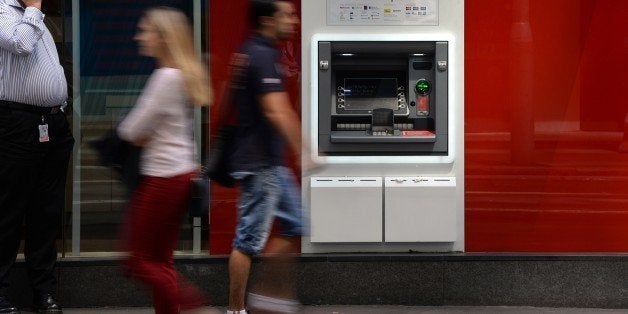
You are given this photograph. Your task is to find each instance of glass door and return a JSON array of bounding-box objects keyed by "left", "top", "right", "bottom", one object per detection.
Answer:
[{"left": 68, "top": 0, "right": 208, "bottom": 256}]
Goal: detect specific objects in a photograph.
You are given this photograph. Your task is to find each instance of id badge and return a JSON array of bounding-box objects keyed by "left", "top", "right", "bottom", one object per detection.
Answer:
[{"left": 38, "top": 123, "right": 50, "bottom": 142}]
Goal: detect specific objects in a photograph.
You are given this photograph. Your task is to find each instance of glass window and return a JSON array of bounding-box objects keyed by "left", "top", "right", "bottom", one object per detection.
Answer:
[{"left": 62, "top": 0, "right": 209, "bottom": 256}]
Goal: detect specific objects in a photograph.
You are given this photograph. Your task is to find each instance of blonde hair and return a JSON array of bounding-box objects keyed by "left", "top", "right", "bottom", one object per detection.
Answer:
[{"left": 143, "top": 7, "right": 210, "bottom": 106}]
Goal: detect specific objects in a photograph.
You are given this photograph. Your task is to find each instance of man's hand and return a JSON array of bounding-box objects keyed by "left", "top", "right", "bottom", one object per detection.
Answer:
[
  {"left": 301, "top": 155, "right": 324, "bottom": 177},
  {"left": 20, "top": 0, "right": 42, "bottom": 10}
]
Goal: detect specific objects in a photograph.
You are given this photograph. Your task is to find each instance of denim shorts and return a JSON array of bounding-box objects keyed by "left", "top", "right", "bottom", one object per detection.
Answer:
[{"left": 232, "top": 166, "right": 302, "bottom": 255}]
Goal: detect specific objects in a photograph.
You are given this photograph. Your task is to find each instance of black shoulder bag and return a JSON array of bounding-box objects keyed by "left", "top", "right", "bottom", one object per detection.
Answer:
[{"left": 203, "top": 54, "right": 248, "bottom": 188}]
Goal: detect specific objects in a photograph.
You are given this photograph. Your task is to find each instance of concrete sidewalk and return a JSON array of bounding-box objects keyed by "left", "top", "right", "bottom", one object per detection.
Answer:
[{"left": 16, "top": 306, "right": 626, "bottom": 313}]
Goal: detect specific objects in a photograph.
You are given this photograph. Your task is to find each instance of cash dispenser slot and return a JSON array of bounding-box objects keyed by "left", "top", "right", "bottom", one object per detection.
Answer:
[{"left": 331, "top": 108, "right": 436, "bottom": 143}]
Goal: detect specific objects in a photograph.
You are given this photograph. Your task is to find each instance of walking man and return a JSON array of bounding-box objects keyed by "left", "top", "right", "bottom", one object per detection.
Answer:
[{"left": 226, "top": 1, "right": 309, "bottom": 313}]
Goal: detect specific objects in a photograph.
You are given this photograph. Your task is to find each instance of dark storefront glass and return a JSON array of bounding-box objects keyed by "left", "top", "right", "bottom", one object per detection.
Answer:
[{"left": 31, "top": 0, "right": 210, "bottom": 256}]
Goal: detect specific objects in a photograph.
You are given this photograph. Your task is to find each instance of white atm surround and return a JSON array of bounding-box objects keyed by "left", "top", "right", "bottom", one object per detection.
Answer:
[{"left": 300, "top": 0, "right": 464, "bottom": 253}]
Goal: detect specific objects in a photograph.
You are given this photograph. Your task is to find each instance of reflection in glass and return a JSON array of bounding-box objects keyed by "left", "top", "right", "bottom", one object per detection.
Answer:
[{"left": 70, "top": 0, "right": 208, "bottom": 255}]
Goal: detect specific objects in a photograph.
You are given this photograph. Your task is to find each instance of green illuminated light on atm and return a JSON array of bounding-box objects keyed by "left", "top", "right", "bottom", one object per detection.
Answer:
[{"left": 415, "top": 79, "right": 431, "bottom": 95}]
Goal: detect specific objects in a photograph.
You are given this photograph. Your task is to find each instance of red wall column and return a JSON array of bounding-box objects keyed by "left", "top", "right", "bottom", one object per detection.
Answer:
[{"left": 208, "top": 0, "right": 302, "bottom": 254}]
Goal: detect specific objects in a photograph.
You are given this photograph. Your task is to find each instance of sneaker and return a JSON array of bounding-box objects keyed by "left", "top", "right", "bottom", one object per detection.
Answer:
[{"left": 247, "top": 292, "right": 300, "bottom": 314}]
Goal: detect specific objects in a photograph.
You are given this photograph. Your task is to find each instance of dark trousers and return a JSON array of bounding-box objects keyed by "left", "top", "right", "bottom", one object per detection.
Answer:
[{"left": 0, "top": 105, "right": 74, "bottom": 297}]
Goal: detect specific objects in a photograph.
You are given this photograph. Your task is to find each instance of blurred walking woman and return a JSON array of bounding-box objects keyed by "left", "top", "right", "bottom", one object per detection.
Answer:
[{"left": 117, "top": 7, "right": 211, "bottom": 314}]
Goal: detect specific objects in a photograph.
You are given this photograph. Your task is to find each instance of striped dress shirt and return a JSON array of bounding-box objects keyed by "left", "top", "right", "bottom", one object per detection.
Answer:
[{"left": 0, "top": 0, "right": 67, "bottom": 107}]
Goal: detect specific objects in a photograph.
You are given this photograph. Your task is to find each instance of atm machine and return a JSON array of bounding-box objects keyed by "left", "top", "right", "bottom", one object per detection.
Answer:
[{"left": 301, "top": 0, "right": 464, "bottom": 253}]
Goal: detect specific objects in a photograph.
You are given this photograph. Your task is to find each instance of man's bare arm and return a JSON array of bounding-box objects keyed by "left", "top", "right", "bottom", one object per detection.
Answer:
[
  {"left": 259, "top": 91, "right": 322, "bottom": 172},
  {"left": 259, "top": 91, "right": 302, "bottom": 157}
]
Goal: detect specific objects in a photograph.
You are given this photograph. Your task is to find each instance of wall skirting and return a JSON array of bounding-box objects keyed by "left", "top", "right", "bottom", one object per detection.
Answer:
[{"left": 7, "top": 254, "right": 627, "bottom": 309}]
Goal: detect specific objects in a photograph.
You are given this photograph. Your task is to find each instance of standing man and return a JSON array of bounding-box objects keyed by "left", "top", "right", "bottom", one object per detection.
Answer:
[
  {"left": 227, "top": 1, "right": 309, "bottom": 313},
  {"left": 0, "top": 0, "right": 74, "bottom": 313}
]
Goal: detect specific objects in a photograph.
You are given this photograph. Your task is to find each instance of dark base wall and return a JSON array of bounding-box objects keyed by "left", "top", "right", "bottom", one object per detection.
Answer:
[{"left": 7, "top": 254, "right": 627, "bottom": 309}]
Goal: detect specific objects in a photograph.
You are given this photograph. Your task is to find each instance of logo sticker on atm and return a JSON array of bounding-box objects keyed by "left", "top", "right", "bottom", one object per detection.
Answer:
[{"left": 402, "top": 130, "right": 435, "bottom": 136}]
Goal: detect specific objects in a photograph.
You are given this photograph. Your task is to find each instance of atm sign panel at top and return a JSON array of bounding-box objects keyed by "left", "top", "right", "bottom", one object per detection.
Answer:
[{"left": 327, "top": 0, "right": 439, "bottom": 26}]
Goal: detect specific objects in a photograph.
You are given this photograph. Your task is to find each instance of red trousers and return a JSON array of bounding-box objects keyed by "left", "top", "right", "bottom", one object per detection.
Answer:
[{"left": 121, "top": 172, "right": 205, "bottom": 314}]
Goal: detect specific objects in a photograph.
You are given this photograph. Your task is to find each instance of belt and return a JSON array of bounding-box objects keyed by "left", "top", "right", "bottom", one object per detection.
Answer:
[{"left": 0, "top": 100, "right": 62, "bottom": 115}]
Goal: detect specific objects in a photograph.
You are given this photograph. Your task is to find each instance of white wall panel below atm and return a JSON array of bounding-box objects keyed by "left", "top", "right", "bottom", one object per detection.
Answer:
[
  {"left": 384, "top": 177, "right": 456, "bottom": 242},
  {"left": 310, "top": 177, "right": 382, "bottom": 243}
]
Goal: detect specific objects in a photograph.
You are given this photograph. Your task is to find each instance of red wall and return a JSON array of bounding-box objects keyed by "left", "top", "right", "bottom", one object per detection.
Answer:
[
  {"left": 465, "top": 0, "right": 628, "bottom": 252},
  {"left": 209, "top": 0, "right": 628, "bottom": 254}
]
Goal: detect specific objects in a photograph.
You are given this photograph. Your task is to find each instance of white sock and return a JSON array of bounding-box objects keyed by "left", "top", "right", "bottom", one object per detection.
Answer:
[{"left": 226, "top": 310, "right": 247, "bottom": 314}]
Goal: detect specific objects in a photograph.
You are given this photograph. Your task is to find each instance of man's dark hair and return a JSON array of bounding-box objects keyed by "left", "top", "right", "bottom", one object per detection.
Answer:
[{"left": 249, "top": 0, "right": 280, "bottom": 30}]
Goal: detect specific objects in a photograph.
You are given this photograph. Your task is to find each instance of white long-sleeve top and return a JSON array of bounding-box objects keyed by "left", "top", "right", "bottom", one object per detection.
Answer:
[{"left": 118, "top": 67, "right": 196, "bottom": 177}]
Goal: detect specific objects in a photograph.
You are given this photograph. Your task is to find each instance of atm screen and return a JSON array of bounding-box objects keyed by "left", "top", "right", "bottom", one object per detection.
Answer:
[{"left": 343, "top": 78, "right": 398, "bottom": 111}]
